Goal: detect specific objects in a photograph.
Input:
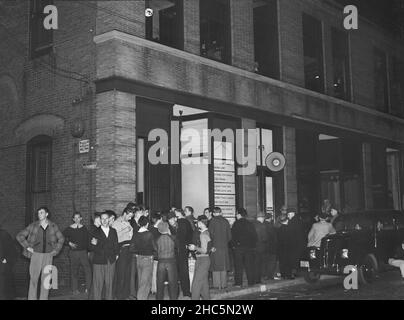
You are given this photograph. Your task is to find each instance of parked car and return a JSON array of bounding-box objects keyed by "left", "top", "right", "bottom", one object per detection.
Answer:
[{"left": 300, "top": 210, "right": 404, "bottom": 285}]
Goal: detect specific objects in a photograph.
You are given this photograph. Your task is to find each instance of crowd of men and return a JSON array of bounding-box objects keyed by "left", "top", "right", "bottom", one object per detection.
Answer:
[{"left": 0, "top": 201, "right": 343, "bottom": 300}]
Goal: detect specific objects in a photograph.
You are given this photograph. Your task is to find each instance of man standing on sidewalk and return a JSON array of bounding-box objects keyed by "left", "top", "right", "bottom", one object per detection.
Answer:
[
  {"left": 173, "top": 208, "right": 193, "bottom": 298},
  {"left": 130, "top": 216, "right": 156, "bottom": 300},
  {"left": 63, "top": 212, "right": 92, "bottom": 295},
  {"left": 231, "top": 208, "right": 257, "bottom": 287},
  {"left": 253, "top": 212, "right": 269, "bottom": 284},
  {"left": 129, "top": 204, "right": 142, "bottom": 299},
  {"left": 156, "top": 222, "right": 178, "bottom": 300},
  {"left": 208, "top": 207, "right": 231, "bottom": 290},
  {"left": 16, "top": 207, "right": 65, "bottom": 300},
  {"left": 90, "top": 211, "right": 119, "bottom": 300},
  {"left": 112, "top": 205, "right": 134, "bottom": 300}
]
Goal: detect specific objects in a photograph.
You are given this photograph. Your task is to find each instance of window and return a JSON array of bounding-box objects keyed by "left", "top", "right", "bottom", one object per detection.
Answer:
[
  {"left": 30, "top": 0, "right": 53, "bottom": 58},
  {"left": 386, "top": 148, "right": 401, "bottom": 210},
  {"left": 371, "top": 144, "right": 403, "bottom": 215},
  {"left": 331, "top": 28, "right": 351, "bottom": 101},
  {"left": 302, "top": 14, "right": 324, "bottom": 93},
  {"left": 200, "top": 0, "right": 231, "bottom": 64},
  {"left": 389, "top": 56, "right": 404, "bottom": 117},
  {"left": 374, "top": 48, "right": 389, "bottom": 113},
  {"left": 256, "top": 128, "right": 275, "bottom": 214},
  {"left": 145, "top": 0, "right": 183, "bottom": 49},
  {"left": 137, "top": 138, "right": 145, "bottom": 205},
  {"left": 26, "top": 136, "right": 52, "bottom": 224},
  {"left": 318, "top": 135, "right": 364, "bottom": 213},
  {"left": 253, "top": 0, "right": 279, "bottom": 79}
]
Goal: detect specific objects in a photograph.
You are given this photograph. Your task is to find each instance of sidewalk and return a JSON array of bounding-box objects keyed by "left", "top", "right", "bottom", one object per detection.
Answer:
[{"left": 47, "top": 275, "right": 337, "bottom": 300}]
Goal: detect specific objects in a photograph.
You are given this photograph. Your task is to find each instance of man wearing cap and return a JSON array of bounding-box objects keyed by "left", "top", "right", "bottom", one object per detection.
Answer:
[
  {"left": 253, "top": 211, "right": 269, "bottom": 284},
  {"left": 156, "top": 222, "right": 178, "bottom": 300}
]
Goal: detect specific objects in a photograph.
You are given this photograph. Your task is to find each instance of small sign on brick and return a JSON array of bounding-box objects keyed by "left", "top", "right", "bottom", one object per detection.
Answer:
[{"left": 79, "top": 139, "right": 90, "bottom": 154}]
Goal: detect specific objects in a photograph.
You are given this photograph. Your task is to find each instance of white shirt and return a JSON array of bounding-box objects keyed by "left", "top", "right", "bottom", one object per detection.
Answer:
[
  {"left": 112, "top": 217, "right": 133, "bottom": 243},
  {"left": 101, "top": 226, "right": 110, "bottom": 238},
  {"left": 307, "top": 221, "right": 336, "bottom": 248}
]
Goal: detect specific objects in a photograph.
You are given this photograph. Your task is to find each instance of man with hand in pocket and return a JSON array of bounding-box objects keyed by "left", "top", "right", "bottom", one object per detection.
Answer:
[{"left": 16, "top": 207, "right": 65, "bottom": 300}]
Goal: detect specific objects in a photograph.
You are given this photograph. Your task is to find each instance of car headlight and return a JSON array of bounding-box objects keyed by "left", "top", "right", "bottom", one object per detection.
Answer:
[
  {"left": 341, "top": 249, "right": 349, "bottom": 259},
  {"left": 309, "top": 249, "right": 316, "bottom": 259}
]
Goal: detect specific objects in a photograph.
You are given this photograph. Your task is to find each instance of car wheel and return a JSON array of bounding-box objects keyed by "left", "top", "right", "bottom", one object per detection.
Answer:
[
  {"left": 358, "top": 254, "right": 378, "bottom": 285},
  {"left": 303, "top": 271, "right": 321, "bottom": 284}
]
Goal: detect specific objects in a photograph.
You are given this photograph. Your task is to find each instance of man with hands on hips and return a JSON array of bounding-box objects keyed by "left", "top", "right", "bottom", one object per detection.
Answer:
[{"left": 16, "top": 207, "right": 65, "bottom": 300}]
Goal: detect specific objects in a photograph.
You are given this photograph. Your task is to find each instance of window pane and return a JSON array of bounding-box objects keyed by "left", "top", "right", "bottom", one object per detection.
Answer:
[
  {"left": 265, "top": 176, "right": 274, "bottom": 214},
  {"left": 137, "top": 138, "right": 145, "bottom": 204},
  {"left": 331, "top": 28, "right": 351, "bottom": 101},
  {"left": 146, "top": 0, "right": 182, "bottom": 49},
  {"left": 182, "top": 156, "right": 209, "bottom": 216},
  {"left": 253, "top": 0, "right": 279, "bottom": 78},
  {"left": 200, "top": 0, "right": 230, "bottom": 63},
  {"left": 261, "top": 129, "right": 273, "bottom": 165},
  {"left": 387, "top": 149, "right": 401, "bottom": 210},
  {"left": 371, "top": 144, "right": 388, "bottom": 209},
  {"left": 30, "top": 0, "right": 53, "bottom": 56},
  {"left": 32, "top": 143, "right": 51, "bottom": 193},
  {"left": 303, "top": 14, "right": 324, "bottom": 93},
  {"left": 389, "top": 57, "right": 404, "bottom": 117},
  {"left": 181, "top": 119, "right": 208, "bottom": 156},
  {"left": 374, "top": 48, "right": 389, "bottom": 112}
]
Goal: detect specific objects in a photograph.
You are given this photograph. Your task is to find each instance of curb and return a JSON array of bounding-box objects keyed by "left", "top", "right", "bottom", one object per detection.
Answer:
[{"left": 211, "top": 275, "right": 339, "bottom": 300}]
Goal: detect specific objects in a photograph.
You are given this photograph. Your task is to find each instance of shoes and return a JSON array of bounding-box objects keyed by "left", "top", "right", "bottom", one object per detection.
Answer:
[
  {"left": 273, "top": 276, "right": 282, "bottom": 280},
  {"left": 72, "top": 290, "right": 80, "bottom": 295}
]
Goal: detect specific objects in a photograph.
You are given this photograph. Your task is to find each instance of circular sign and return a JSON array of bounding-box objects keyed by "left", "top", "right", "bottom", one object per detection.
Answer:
[
  {"left": 265, "top": 152, "right": 286, "bottom": 172},
  {"left": 145, "top": 8, "right": 153, "bottom": 17}
]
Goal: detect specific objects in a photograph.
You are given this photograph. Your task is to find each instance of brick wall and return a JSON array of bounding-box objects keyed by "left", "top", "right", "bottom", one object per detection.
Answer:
[
  {"left": 95, "top": 91, "right": 137, "bottom": 214},
  {"left": 0, "top": 0, "right": 97, "bottom": 292}
]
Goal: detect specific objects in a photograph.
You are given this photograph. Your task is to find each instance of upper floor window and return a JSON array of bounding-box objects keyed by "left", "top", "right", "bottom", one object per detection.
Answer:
[
  {"left": 389, "top": 56, "right": 404, "bottom": 117},
  {"left": 374, "top": 48, "right": 389, "bottom": 113},
  {"left": 302, "top": 14, "right": 324, "bottom": 93},
  {"left": 145, "top": 0, "right": 183, "bottom": 49},
  {"left": 30, "top": 0, "right": 53, "bottom": 58},
  {"left": 253, "top": 0, "right": 280, "bottom": 79},
  {"left": 331, "top": 28, "right": 351, "bottom": 101},
  {"left": 200, "top": 0, "right": 231, "bottom": 64}
]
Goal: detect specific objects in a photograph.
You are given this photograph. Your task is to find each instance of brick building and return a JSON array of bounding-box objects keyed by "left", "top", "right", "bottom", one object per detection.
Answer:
[{"left": 0, "top": 0, "right": 403, "bottom": 291}]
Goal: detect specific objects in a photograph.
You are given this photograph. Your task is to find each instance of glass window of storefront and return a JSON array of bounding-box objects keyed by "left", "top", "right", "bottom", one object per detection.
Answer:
[{"left": 297, "top": 128, "right": 402, "bottom": 215}]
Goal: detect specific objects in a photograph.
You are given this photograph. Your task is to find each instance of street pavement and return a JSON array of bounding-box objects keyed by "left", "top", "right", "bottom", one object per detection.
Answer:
[
  {"left": 17, "top": 270, "right": 404, "bottom": 300},
  {"left": 232, "top": 270, "right": 404, "bottom": 300}
]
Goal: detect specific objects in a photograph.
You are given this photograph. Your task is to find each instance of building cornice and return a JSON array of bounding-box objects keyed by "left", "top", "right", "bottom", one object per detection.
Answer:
[{"left": 93, "top": 30, "right": 404, "bottom": 127}]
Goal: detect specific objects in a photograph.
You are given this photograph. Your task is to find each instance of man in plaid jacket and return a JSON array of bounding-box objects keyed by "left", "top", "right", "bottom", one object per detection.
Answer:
[{"left": 16, "top": 207, "right": 64, "bottom": 300}]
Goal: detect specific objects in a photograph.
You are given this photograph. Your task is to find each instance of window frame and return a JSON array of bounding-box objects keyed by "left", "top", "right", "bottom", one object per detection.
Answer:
[{"left": 30, "top": 0, "right": 53, "bottom": 59}]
